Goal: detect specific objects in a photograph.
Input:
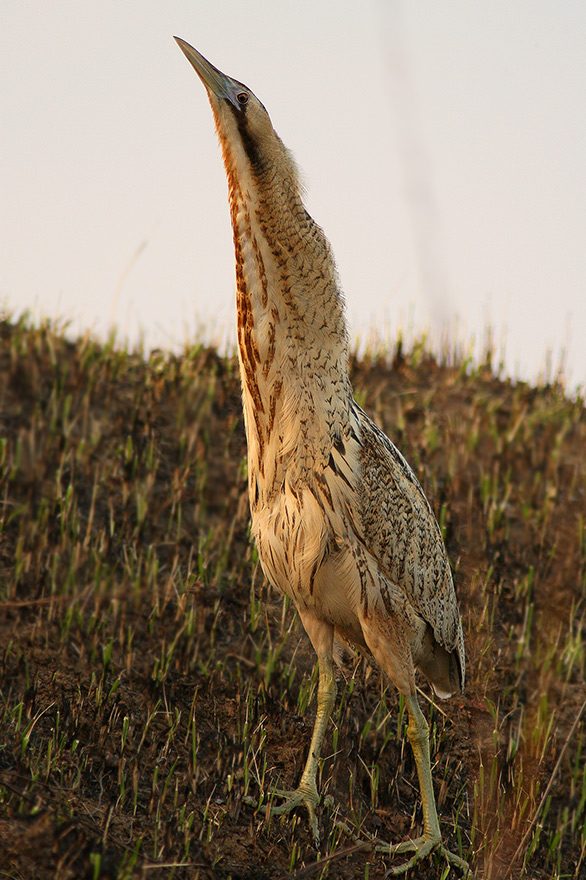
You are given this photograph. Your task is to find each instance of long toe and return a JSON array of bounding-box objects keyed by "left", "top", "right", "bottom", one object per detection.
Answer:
[
  {"left": 377, "top": 834, "right": 471, "bottom": 877},
  {"left": 273, "top": 786, "right": 320, "bottom": 844},
  {"left": 246, "top": 785, "right": 322, "bottom": 846}
]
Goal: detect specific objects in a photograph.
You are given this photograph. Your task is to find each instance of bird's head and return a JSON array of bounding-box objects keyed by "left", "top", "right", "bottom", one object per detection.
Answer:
[{"left": 175, "top": 37, "right": 297, "bottom": 190}]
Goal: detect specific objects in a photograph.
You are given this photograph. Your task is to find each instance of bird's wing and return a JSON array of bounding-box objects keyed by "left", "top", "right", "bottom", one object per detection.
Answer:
[{"left": 327, "top": 402, "right": 463, "bottom": 662}]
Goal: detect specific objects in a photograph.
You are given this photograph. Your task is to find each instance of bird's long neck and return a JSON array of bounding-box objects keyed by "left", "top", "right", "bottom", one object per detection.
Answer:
[{"left": 223, "top": 146, "right": 352, "bottom": 497}]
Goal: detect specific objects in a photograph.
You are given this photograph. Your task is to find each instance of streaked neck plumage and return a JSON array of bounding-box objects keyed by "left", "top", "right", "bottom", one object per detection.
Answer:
[{"left": 211, "top": 102, "right": 353, "bottom": 502}]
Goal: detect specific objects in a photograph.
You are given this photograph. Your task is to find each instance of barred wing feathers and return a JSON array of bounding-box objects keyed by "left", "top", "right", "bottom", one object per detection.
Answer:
[{"left": 326, "top": 403, "right": 465, "bottom": 696}]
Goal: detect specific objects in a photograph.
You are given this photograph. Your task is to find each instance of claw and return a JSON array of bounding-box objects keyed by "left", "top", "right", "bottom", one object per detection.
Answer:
[
  {"left": 272, "top": 786, "right": 320, "bottom": 843},
  {"left": 377, "top": 834, "right": 471, "bottom": 877},
  {"left": 244, "top": 783, "right": 323, "bottom": 846}
]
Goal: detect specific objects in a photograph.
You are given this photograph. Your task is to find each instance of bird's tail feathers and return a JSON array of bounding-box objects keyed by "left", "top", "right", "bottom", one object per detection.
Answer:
[{"left": 417, "top": 625, "right": 463, "bottom": 699}]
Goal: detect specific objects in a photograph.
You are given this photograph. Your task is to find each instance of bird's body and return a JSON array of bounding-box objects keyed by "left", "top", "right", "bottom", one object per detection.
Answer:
[{"left": 176, "top": 38, "right": 469, "bottom": 875}]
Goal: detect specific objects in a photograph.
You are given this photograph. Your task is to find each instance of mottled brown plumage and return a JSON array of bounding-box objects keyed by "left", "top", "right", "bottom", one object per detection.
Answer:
[{"left": 176, "top": 38, "right": 469, "bottom": 875}]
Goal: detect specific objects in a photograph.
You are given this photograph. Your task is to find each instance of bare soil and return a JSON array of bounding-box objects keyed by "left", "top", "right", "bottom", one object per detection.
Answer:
[{"left": 0, "top": 319, "right": 585, "bottom": 879}]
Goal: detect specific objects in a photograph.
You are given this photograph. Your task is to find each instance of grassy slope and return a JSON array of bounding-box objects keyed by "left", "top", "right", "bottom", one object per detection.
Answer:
[{"left": 0, "top": 315, "right": 585, "bottom": 880}]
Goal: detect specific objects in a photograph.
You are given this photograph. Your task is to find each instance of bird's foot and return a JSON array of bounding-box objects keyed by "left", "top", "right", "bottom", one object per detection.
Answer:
[
  {"left": 244, "top": 782, "right": 333, "bottom": 847},
  {"left": 377, "top": 833, "right": 471, "bottom": 877}
]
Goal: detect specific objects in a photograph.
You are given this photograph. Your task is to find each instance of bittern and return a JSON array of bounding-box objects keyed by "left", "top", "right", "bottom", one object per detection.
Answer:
[{"left": 176, "top": 37, "right": 469, "bottom": 875}]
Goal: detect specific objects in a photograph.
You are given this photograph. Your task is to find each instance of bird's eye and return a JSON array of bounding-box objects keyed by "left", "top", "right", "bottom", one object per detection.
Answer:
[{"left": 236, "top": 92, "right": 249, "bottom": 105}]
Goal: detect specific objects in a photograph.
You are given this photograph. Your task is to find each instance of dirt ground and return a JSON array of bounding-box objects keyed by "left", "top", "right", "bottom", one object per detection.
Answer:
[{"left": 0, "top": 319, "right": 585, "bottom": 879}]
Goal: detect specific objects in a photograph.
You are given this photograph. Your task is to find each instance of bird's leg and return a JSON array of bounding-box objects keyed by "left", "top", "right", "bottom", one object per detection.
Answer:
[
  {"left": 257, "top": 654, "right": 336, "bottom": 845},
  {"left": 378, "top": 695, "right": 471, "bottom": 876}
]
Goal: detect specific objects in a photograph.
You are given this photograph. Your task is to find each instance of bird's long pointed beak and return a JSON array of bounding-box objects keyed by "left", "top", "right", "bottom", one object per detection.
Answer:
[{"left": 174, "top": 37, "right": 234, "bottom": 102}]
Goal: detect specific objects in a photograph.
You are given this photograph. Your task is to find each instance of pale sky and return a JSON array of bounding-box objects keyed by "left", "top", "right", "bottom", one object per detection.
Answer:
[{"left": 2, "top": 2, "right": 585, "bottom": 389}]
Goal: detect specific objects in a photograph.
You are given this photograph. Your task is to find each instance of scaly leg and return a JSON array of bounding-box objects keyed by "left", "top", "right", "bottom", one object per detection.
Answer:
[
  {"left": 268, "top": 654, "right": 336, "bottom": 844},
  {"left": 245, "top": 653, "right": 336, "bottom": 844},
  {"left": 378, "top": 695, "right": 470, "bottom": 876}
]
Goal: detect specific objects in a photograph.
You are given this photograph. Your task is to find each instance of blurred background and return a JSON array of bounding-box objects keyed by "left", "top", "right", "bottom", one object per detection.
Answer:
[{"left": 2, "top": 1, "right": 585, "bottom": 389}]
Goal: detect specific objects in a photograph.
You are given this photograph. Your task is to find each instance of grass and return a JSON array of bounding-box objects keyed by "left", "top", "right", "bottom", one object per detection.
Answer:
[{"left": 0, "top": 312, "right": 585, "bottom": 878}]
